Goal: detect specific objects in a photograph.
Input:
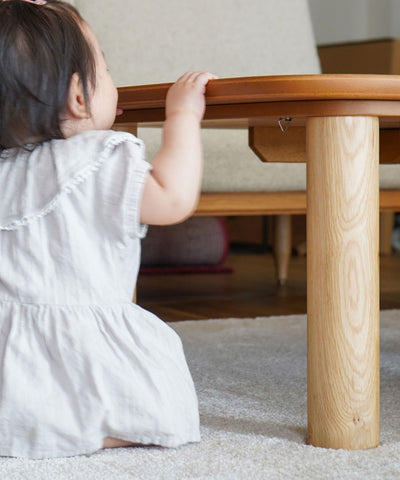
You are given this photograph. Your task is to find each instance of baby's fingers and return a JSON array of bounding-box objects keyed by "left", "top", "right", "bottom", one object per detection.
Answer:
[
  {"left": 176, "top": 71, "right": 218, "bottom": 85},
  {"left": 166, "top": 71, "right": 218, "bottom": 120},
  {"left": 192, "top": 72, "right": 218, "bottom": 88}
]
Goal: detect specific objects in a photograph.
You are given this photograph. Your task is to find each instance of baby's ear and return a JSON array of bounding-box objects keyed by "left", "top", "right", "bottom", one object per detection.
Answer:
[{"left": 65, "top": 73, "right": 90, "bottom": 119}]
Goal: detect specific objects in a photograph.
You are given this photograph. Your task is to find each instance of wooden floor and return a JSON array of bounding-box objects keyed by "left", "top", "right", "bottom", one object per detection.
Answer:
[{"left": 137, "top": 249, "right": 400, "bottom": 322}]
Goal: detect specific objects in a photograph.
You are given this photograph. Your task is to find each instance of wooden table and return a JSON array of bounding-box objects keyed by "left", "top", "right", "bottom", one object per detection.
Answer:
[{"left": 116, "top": 74, "right": 400, "bottom": 450}]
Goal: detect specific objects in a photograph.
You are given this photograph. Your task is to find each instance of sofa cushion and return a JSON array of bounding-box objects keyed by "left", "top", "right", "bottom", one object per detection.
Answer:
[
  {"left": 76, "top": 0, "right": 320, "bottom": 86},
  {"left": 139, "top": 128, "right": 400, "bottom": 192}
]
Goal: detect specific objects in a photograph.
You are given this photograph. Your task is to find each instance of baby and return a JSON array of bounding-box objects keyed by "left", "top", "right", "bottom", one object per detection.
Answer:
[{"left": 0, "top": 0, "right": 216, "bottom": 459}]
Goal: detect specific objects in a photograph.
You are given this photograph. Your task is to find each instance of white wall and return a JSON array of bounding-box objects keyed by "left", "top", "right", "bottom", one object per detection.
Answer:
[{"left": 308, "top": 0, "right": 398, "bottom": 45}]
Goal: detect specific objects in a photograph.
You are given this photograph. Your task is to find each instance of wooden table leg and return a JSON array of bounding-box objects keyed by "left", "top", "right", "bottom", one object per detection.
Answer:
[{"left": 306, "top": 116, "right": 380, "bottom": 449}]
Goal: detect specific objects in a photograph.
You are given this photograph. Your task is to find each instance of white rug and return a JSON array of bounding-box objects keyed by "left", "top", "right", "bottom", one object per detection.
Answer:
[{"left": 1, "top": 310, "right": 400, "bottom": 480}]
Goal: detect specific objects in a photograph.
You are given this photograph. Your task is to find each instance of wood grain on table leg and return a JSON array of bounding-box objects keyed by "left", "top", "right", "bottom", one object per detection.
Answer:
[{"left": 306, "top": 116, "right": 380, "bottom": 449}]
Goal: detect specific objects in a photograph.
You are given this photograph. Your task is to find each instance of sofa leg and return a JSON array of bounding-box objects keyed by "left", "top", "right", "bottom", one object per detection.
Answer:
[
  {"left": 273, "top": 214, "right": 292, "bottom": 286},
  {"left": 379, "top": 211, "right": 394, "bottom": 255}
]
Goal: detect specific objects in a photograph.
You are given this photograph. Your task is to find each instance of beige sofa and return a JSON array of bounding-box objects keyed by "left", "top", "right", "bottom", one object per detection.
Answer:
[{"left": 71, "top": 0, "right": 400, "bottom": 283}]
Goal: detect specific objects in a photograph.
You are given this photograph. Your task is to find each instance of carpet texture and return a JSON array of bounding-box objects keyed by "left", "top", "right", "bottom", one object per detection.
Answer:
[{"left": 1, "top": 311, "right": 400, "bottom": 479}]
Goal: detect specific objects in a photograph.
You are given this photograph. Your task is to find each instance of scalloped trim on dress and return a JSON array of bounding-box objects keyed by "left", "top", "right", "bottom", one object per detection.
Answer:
[{"left": 0, "top": 133, "right": 138, "bottom": 231}]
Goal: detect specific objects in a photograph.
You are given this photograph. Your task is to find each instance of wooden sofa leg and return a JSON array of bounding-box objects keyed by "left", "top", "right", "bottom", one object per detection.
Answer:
[
  {"left": 273, "top": 214, "right": 292, "bottom": 286},
  {"left": 380, "top": 211, "right": 394, "bottom": 255}
]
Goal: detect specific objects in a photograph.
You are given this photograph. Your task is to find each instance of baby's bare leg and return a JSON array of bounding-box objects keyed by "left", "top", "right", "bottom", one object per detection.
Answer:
[{"left": 103, "top": 437, "right": 138, "bottom": 448}]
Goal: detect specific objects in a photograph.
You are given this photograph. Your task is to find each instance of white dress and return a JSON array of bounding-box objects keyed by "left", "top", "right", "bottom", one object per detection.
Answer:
[{"left": 0, "top": 130, "right": 200, "bottom": 459}]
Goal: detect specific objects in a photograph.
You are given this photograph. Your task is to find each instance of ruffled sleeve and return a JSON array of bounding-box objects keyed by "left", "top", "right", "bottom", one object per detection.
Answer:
[{"left": 93, "top": 132, "right": 152, "bottom": 239}]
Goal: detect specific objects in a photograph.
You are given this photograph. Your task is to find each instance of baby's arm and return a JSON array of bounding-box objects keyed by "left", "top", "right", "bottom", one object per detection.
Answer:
[{"left": 140, "top": 72, "right": 217, "bottom": 225}]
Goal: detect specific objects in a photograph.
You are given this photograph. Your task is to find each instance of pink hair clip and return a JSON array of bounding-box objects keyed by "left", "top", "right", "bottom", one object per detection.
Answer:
[{"left": 3, "top": 0, "right": 47, "bottom": 4}]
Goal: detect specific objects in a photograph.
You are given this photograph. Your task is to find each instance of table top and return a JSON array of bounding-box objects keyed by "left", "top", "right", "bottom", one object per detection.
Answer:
[{"left": 116, "top": 74, "right": 400, "bottom": 128}]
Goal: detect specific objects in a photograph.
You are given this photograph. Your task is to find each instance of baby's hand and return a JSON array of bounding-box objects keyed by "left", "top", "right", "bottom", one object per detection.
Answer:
[{"left": 165, "top": 72, "right": 218, "bottom": 122}]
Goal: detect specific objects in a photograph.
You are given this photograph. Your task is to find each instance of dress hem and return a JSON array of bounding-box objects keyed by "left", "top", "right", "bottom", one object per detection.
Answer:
[{"left": 0, "top": 432, "right": 201, "bottom": 460}]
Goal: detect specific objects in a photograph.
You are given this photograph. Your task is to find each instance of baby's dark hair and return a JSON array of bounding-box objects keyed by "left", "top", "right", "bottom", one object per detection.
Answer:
[{"left": 0, "top": 0, "right": 96, "bottom": 150}]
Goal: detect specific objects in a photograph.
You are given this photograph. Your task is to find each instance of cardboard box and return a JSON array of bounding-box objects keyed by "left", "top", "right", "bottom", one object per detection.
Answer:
[{"left": 318, "top": 38, "right": 400, "bottom": 74}]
